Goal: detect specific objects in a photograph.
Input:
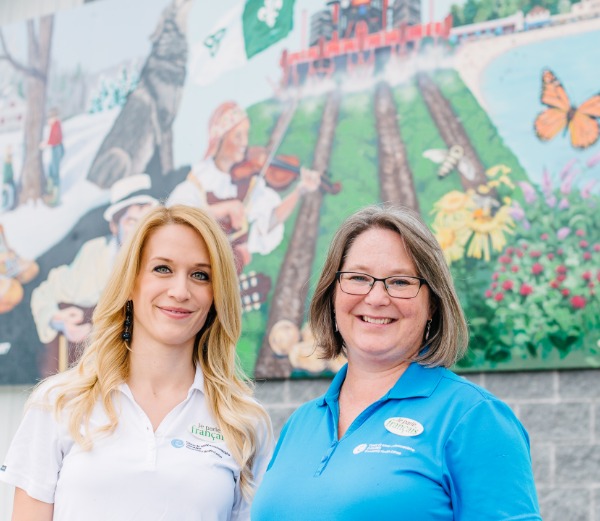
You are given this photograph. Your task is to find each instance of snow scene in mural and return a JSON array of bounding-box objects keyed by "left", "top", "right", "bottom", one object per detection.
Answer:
[{"left": 0, "top": 0, "right": 598, "bottom": 383}]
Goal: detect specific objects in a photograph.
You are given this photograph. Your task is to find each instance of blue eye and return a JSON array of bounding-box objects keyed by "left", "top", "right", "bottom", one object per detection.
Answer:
[
  {"left": 192, "top": 271, "right": 210, "bottom": 281},
  {"left": 154, "top": 265, "right": 171, "bottom": 274},
  {"left": 347, "top": 274, "right": 370, "bottom": 283},
  {"left": 388, "top": 277, "right": 412, "bottom": 287}
]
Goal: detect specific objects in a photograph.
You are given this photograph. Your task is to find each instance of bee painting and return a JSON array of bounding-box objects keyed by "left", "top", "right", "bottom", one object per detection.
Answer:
[{"left": 423, "top": 145, "right": 476, "bottom": 181}]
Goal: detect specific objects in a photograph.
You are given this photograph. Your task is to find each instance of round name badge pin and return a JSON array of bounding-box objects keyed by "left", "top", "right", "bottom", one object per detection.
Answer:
[{"left": 384, "top": 417, "right": 424, "bottom": 437}]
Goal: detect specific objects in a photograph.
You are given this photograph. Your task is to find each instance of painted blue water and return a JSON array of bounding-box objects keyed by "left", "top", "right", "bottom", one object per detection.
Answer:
[{"left": 480, "top": 28, "right": 600, "bottom": 188}]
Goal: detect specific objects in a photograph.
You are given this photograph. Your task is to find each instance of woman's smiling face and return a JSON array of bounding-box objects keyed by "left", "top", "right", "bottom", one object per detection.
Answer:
[
  {"left": 334, "top": 227, "right": 432, "bottom": 369},
  {"left": 129, "top": 223, "right": 214, "bottom": 354}
]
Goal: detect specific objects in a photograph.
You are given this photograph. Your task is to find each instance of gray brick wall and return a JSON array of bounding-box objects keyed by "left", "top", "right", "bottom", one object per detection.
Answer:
[{"left": 255, "top": 369, "right": 600, "bottom": 521}]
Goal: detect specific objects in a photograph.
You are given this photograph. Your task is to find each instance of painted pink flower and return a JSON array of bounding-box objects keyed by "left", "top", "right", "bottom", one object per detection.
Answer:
[
  {"left": 500, "top": 266, "right": 506, "bottom": 273},
  {"left": 550, "top": 280, "right": 560, "bottom": 289},
  {"left": 530, "top": 250, "right": 542, "bottom": 258},
  {"left": 557, "top": 248, "right": 564, "bottom": 255},
  {"left": 576, "top": 229, "right": 586, "bottom": 237},
  {"left": 547, "top": 253, "right": 555, "bottom": 260},
  {"left": 532, "top": 263, "right": 544, "bottom": 275},
  {"left": 509, "top": 203, "right": 527, "bottom": 224},
  {"left": 521, "top": 243, "right": 529, "bottom": 250},
  {"left": 502, "top": 280, "right": 514, "bottom": 291},
  {"left": 540, "top": 233, "right": 549, "bottom": 241},
  {"left": 584, "top": 252, "right": 592, "bottom": 260},
  {"left": 561, "top": 289, "right": 570, "bottom": 297},
  {"left": 542, "top": 167, "right": 553, "bottom": 196},
  {"left": 511, "top": 265, "right": 519, "bottom": 273},
  {"left": 492, "top": 272, "right": 499, "bottom": 281},
  {"left": 557, "top": 274, "right": 567, "bottom": 283},
  {"left": 506, "top": 247, "right": 514, "bottom": 255},
  {"left": 560, "top": 170, "right": 578, "bottom": 194},
  {"left": 485, "top": 289, "right": 493, "bottom": 298},
  {"left": 492, "top": 282, "right": 498, "bottom": 289},
  {"left": 516, "top": 250, "right": 524, "bottom": 258},
  {"left": 499, "top": 255, "right": 512, "bottom": 264},
  {"left": 581, "top": 180, "right": 597, "bottom": 199},
  {"left": 580, "top": 240, "right": 589, "bottom": 248},
  {"left": 556, "top": 265, "right": 567, "bottom": 274},
  {"left": 494, "top": 293, "right": 504, "bottom": 302},
  {"left": 583, "top": 271, "right": 592, "bottom": 281},
  {"left": 559, "top": 158, "right": 577, "bottom": 179},
  {"left": 520, "top": 284, "right": 533, "bottom": 296},
  {"left": 518, "top": 182, "right": 537, "bottom": 204},
  {"left": 570, "top": 296, "right": 586, "bottom": 309},
  {"left": 589, "top": 282, "right": 595, "bottom": 289},
  {"left": 557, "top": 227, "right": 571, "bottom": 240},
  {"left": 586, "top": 152, "right": 600, "bottom": 168},
  {"left": 594, "top": 244, "right": 600, "bottom": 252}
]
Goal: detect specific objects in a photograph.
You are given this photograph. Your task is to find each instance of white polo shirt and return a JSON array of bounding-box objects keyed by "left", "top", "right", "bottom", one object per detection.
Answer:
[{"left": 0, "top": 367, "right": 272, "bottom": 521}]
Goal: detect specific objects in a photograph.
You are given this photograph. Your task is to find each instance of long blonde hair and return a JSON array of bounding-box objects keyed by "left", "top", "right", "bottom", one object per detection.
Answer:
[{"left": 35, "top": 205, "right": 270, "bottom": 500}]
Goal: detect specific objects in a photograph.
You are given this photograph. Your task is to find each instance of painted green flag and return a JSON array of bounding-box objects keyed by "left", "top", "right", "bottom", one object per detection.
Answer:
[{"left": 242, "top": 0, "right": 295, "bottom": 59}]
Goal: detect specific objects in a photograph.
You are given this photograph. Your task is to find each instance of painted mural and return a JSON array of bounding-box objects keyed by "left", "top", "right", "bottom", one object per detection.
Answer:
[{"left": 0, "top": 0, "right": 599, "bottom": 384}]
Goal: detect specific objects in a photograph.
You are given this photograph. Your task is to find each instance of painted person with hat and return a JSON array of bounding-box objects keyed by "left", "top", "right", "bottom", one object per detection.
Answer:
[
  {"left": 167, "top": 101, "right": 321, "bottom": 271},
  {"left": 30, "top": 174, "right": 157, "bottom": 375}
]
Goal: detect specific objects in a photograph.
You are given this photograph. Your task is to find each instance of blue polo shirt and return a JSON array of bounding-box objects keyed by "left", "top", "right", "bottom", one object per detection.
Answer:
[{"left": 252, "top": 363, "right": 541, "bottom": 520}]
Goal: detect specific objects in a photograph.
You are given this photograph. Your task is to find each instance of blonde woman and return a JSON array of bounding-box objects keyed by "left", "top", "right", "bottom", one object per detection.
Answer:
[{"left": 1, "top": 205, "right": 272, "bottom": 521}]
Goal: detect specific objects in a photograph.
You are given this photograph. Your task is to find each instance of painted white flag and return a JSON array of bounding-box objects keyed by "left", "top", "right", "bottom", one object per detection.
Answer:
[
  {"left": 190, "top": 4, "right": 246, "bottom": 86},
  {"left": 190, "top": 0, "right": 295, "bottom": 86}
]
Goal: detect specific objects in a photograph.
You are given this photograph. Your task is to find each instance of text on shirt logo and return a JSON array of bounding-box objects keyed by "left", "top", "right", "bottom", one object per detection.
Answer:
[
  {"left": 384, "top": 417, "right": 424, "bottom": 437},
  {"left": 185, "top": 441, "right": 230, "bottom": 458},
  {"left": 353, "top": 443, "right": 416, "bottom": 456},
  {"left": 190, "top": 423, "right": 225, "bottom": 442}
]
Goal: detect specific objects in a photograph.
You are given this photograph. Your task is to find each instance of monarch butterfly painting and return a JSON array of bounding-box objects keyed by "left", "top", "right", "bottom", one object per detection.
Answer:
[{"left": 534, "top": 69, "right": 600, "bottom": 149}]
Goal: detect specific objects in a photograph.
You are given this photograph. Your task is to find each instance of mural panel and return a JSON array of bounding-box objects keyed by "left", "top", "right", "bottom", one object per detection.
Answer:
[{"left": 0, "top": 0, "right": 599, "bottom": 383}]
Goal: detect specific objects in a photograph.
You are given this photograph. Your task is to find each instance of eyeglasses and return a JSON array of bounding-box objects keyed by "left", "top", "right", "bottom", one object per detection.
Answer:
[{"left": 336, "top": 271, "right": 427, "bottom": 299}]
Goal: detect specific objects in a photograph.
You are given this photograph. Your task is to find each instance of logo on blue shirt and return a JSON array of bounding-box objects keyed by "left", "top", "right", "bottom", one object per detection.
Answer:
[{"left": 171, "top": 439, "right": 184, "bottom": 448}]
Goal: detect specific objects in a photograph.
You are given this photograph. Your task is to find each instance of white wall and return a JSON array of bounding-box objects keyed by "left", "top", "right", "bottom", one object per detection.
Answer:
[{"left": 0, "top": 387, "right": 30, "bottom": 521}]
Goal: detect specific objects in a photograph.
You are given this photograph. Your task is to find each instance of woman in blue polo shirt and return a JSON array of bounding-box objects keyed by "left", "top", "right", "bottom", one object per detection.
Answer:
[
  {"left": 2, "top": 205, "right": 272, "bottom": 520},
  {"left": 252, "top": 204, "right": 541, "bottom": 520}
]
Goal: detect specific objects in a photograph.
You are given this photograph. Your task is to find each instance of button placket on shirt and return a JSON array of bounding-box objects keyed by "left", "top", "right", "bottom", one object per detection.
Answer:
[{"left": 314, "top": 399, "right": 387, "bottom": 477}]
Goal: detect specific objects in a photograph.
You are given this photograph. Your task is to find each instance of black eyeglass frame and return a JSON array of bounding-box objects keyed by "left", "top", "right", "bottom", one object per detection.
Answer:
[{"left": 335, "top": 271, "right": 427, "bottom": 299}]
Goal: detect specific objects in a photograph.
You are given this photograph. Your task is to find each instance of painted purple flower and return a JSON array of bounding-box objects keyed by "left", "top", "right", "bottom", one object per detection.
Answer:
[
  {"left": 518, "top": 182, "right": 537, "bottom": 204},
  {"left": 558, "top": 198, "right": 569, "bottom": 210},
  {"left": 542, "top": 167, "right": 554, "bottom": 198},
  {"left": 560, "top": 170, "right": 579, "bottom": 195},
  {"left": 586, "top": 152, "right": 600, "bottom": 168},
  {"left": 559, "top": 159, "right": 577, "bottom": 179},
  {"left": 557, "top": 227, "right": 571, "bottom": 240},
  {"left": 581, "top": 180, "right": 597, "bottom": 199}
]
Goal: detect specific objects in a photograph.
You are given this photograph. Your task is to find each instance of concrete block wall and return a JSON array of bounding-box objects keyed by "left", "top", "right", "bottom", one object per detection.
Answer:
[
  {"left": 255, "top": 369, "right": 600, "bottom": 521},
  {"left": 1, "top": 369, "right": 598, "bottom": 519}
]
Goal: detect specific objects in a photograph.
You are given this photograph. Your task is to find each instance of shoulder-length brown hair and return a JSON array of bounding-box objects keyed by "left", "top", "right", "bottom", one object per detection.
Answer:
[{"left": 309, "top": 204, "right": 469, "bottom": 368}]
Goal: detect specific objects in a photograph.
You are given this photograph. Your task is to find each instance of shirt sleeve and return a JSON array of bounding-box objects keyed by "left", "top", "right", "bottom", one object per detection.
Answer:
[
  {"left": 246, "top": 178, "right": 283, "bottom": 255},
  {"left": 442, "top": 398, "right": 542, "bottom": 521},
  {"left": 230, "top": 416, "right": 275, "bottom": 521},
  {"left": 0, "top": 391, "right": 69, "bottom": 504},
  {"left": 30, "top": 238, "right": 111, "bottom": 344}
]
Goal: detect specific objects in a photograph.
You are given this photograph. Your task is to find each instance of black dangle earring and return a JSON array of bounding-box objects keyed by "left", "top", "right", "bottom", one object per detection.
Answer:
[
  {"left": 424, "top": 319, "right": 432, "bottom": 342},
  {"left": 122, "top": 300, "right": 133, "bottom": 342}
]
